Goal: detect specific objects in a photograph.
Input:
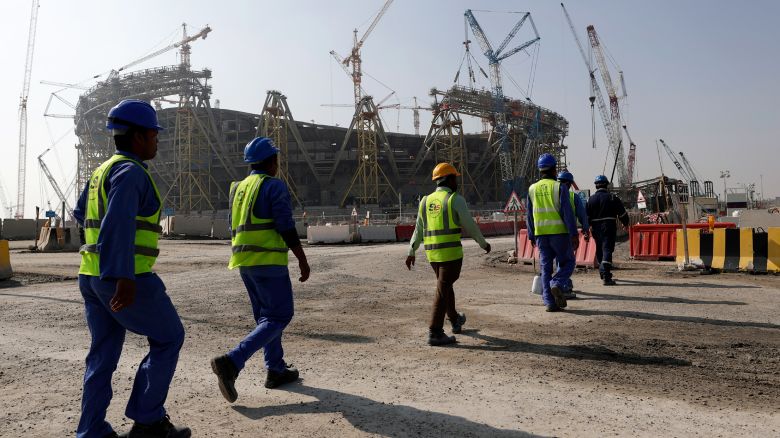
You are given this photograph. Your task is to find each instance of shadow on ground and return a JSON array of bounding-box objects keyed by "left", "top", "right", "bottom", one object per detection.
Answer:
[
  {"left": 575, "top": 291, "right": 746, "bottom": 306},
  {"left": 233, "top": 383, "right": 544, "bottom": 437},
  {"left": 567, "top": 309, "right": 780, "bottom": 330},
  {"left": 617, "top": 279, "right": 759, "bottom": 289},
  {"left": 455, "top": 330, "right": 690, "bottom": 366}
]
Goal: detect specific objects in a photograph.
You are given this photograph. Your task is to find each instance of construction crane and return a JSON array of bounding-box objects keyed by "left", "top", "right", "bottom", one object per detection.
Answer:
[
  {"left": 587, "top": 24, "right": 628, "bottom": 188},
  {"left": 463, "top": 9, "right": 540, "bottom": 193},
  {"left": 659, "top": 139, "right": 692, "bottom": 182},
  {"left": 335, "top": 0, "right": 393, "bottom": 106},
  {"left": 15, "top": 0, "right": 40, "bottom": 219},
  {"left": 622, "top": 125, "right": 637, "bottom": 186},
  {"left": 38, "top": 148, "right": 73, "bottom": 217}
]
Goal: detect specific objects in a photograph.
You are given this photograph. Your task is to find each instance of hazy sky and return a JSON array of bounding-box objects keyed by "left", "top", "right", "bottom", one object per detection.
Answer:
[{"left": 1, "top": 0, "right": 778, "bottom": 217}]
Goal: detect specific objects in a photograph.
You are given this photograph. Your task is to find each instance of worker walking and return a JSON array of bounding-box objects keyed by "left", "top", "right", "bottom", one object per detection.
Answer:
[
  {"left": 74, "top": 100, "right": 189, "bottom": 438},
  {"left": 211, "top": 137, "right": 310, "bottom": 403},
  {"left": 406, "top": 163, "right": 491, "bottom": 346},
  {"left": 557, "top": 171, "right": 590, "bottom": 299},
  {"left": 586, "top": 175, "right": 629, "bottom": 285},
  {"left": 526, "top": 154, "right": 580, "bottom": 312}
]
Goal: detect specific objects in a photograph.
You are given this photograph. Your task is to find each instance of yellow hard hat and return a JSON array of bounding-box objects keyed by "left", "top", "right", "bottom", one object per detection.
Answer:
[{"left": 431, "top": 162, "right": 461, "bottom": 181}]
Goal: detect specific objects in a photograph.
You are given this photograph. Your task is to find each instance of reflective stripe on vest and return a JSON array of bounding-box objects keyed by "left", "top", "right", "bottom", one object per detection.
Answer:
[
  {"left": 421, "top": 190, "right": 463, "bottom": 263},
  {"left": 529, "top": 179, "right": 567, "bottom": 235},
  {"left": 78, "top": 154, "right": 162, "bottom": 276},
  {"left": 228, "top": 174, "right": 289, "bottom": 269}
]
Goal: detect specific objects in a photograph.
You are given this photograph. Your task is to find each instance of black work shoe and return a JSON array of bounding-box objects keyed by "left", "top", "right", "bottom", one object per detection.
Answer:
[
  {"left": 428, "top": 330, "right": 457, "bottom": 346},
  {"left": 562, "top": 290, "right": 577, "bottom": 300},
  {"left": 603, "top": 278, "right": 617, "bottom": 286},
  {"left": 451, "top": 313, "right": 467, "bottom": 334},
  {"left": 265, "top": 364, "right": 299, "bottom": 389},
  {"left": 210, "top": 355, "right": 238, "bottom": 403},
  {"left": 126, "top": 415, "right": 191, "bottom": 438},
  {"left": 550, "top": 286, "right": 568, "bottom": 309},
  {"left": 545, "top": 305, "right": 562, "bottom": 312}
]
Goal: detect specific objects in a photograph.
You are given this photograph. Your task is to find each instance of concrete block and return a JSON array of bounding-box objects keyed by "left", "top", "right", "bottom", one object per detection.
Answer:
[
  {"left": 170, "top": 215, "right": 214, "bottom": 237},
  {"left": 212, "top": 219, "right": 231, "bottom": 239},
  {"left": 308, "top": 225, "right": 351, "bottom": 244},
  {"left": 1, "top": 219, "right": 38, "bottom": 240},
  {"left": 358, "top": 225, "right": 397, "bottom": 242}
]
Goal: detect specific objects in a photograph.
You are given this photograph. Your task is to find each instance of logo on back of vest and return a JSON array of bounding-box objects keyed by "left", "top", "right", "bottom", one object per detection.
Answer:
[{"left": 427, "top": 199, "right": 443, "bottom": 218}]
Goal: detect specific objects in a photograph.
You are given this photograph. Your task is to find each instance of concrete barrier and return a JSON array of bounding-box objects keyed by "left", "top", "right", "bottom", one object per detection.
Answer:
[
  {"left": 0, "top": 240, "right": 12, "bottom": 280},
  {"left": 676, "top": 227, "right": 780, "bottom": 273},
  {"left": 36, "top": 225, "right": 80, "bottom": 252},
  {"left": 308, "top": 225, "right": 351, "bottom": 244},
  {"left": 1, "top": 219, "right": 38, "bottom": 240},
  {"left": 296, "top": 223, "right": 307, "bottom": 239},
  {"left": 212, "top": 219, "right": 231, "bottom": 239},
  {"left": 169, "top": 215, "right": 213, "bottom": 237},
  {"left": 358, "top": 225, "right": 397, "bottom": 242}
]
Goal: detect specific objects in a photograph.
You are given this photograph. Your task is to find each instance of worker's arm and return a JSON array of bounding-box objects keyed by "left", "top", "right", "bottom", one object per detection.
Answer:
[
  {"left": 614, "top": 196, "right": 630, "bottom": 228},
  {"left": 73, "top": 183, "right": 89, "bottom": 227},
  {"left": 405, "top": 200, "right": 425, "bottom": 269},
  {"left": 575, "top": 194, "right": 590, "bottom": 235},
  {"left": 262, "top": 178, "right": 309, "bottom": 282},
  {"left": 526, "top": 194, "right": 535, "bottom": 244},
  {"left": 451, "top": 195, "right": 490, "bottom": 253}
]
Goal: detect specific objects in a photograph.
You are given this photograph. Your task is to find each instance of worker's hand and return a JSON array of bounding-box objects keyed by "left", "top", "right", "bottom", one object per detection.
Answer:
[
  {"left": 571, "top": 235, "right": 580, "bottom": 251},
  {"left": 529, "top": 239, "right": 536, "bottom": 248},
  {"left": 484, "top": 243, "right": 491, "bottom": 254},
  {"left": 405, "top": 256, "right": 415, "bottom": 270},
  {"left": 110, "top": 278, "right": 136, "bottom": 312},
  {"left": 298, "top": 259, "right": 310, "bottom": 282},
  {"left": 583, "top": 230, "right": 590, "bottom": 242}
]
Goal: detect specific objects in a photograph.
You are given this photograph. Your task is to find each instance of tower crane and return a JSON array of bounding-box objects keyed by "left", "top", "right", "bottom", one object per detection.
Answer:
[
  {"left": 15, "top": 0, "right": 40, "bottom": 219},
  {"left": 463, "top": 9, "right": 540, "bottom": 192},
  {"left": 334, "top": 0, "right": 394, "bottom": 106}
]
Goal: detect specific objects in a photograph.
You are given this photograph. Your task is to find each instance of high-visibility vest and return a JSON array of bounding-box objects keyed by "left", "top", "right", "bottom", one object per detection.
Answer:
[
  {"left": 79, "top": 154, "right": 162, "bottom": 276},
  {"left": 228, "top": 174, "right": 289, "bottom": 269},
  {"left": 529, "top": 179, "right": 567, "bottom": 235},
  {"left": 421, "top": 190, "right": 463, "bottom": 262},
  {"left": 569, "top": 191, "right": 580, "bottom": 226}
]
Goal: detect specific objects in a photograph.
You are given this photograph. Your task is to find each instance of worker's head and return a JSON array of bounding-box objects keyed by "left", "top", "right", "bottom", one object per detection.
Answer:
[
  {"left": 432, "top": 162, "right": 460, "bottom": 191},
  {"left": 107, "top": 99, "right": 163, "bottom": 161},
  {"left": 557, "top": 171, "right": 574, "bottom": 187},
  {"left": 244, "top": 137, "right": 280, "bottom": 176},
  {"left": 537, "top": 153, "right": 557, "bottom": 178},
  {"left": 594, "top": 174, "right": 609, "bottom": 189}
]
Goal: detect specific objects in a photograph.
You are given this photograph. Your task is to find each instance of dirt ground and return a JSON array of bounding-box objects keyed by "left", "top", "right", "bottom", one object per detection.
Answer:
[{"left": 1, "top": 236, "right": 778, "bottom": 437}]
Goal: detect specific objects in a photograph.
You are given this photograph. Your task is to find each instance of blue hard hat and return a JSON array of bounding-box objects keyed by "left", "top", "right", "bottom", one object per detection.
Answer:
[
  {"left": 106, "top": 99, "right": 164, "bottom": 131},
  {"left": 537, "top": 153, "right": 557, "bottom": 170},
  {"left": 594, "top": 175, "right": 609, "bottom": 185},
  {"left": 557, "top": 171, "right": 574, "bottom": 183},
  {"left": 244, "top": 137, "right": 279, "bottom": 163}
]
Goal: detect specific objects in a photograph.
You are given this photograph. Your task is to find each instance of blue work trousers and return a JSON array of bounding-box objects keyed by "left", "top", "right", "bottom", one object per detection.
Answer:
[
  {"left": 227, "top": 266, "right": 294, "bottom": 374},
  {"left": 536, "top": 234, "right": 575, "bottom": 307},
  {"left": 77, "top": 274, "right": 185, "bottom": 438},
  {"left": 592, "top": 221, "right": 617, "bottom": 279}
]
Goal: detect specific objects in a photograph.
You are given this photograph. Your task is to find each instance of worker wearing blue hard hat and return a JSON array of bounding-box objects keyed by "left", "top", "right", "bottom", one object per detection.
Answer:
[
  {"left": 526, "top": 153, "right": 581, "bottom": 312},
  {"left": 211, "top": 136, "right": 310, "bottom": 403},
  {"left": 586, "top": 175, "right": 629, "bottom": 285},
  {"left": 74, "top": 99, "right": 190, "bottom": 437},
  {"left": 556, "top": 170, "right": 590, "bottom": 299}
]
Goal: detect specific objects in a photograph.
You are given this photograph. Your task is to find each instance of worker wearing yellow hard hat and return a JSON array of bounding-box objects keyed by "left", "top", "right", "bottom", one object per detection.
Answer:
[{"left": 406, "top": 162, "right": 491, "bottom": 346}]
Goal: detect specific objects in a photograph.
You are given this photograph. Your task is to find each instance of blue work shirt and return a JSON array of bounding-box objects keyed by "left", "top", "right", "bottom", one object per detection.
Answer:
[
  {"left": 230, "top": 170, "right": 297, "bottom": 277},
  {"left": 573, "top": 192, "right": 590, "bottom": 232},
  {"left": 526, "top": 179, "right": 579, "bottom": 242},
  {"left": 73, "top": 150, "right": 160, "bottom": 281}
]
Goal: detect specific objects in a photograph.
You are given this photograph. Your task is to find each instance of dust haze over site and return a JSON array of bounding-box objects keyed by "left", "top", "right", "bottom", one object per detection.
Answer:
[{"left": 0, "top": 0, "right": 778, "bottom": 217}]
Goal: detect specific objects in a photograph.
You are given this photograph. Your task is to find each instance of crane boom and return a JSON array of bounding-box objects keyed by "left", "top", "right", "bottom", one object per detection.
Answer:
[
  {"left": 659, "top": 139, "right": 692, "bottom": 182},
  {"left": 622, "top": 125, "right": 637, "bottom": 186},
  {"left": 678, "top": 152, "right": 702, "bottom": 185},
  {"left": 358, "top": 0, "right": 394, "bottom": 47},
  {"left": 38, "top": 150, "right": 73, "bottom": 216},
  {"left": 16, "top": 0, "right": 40, "bottom": 219}
]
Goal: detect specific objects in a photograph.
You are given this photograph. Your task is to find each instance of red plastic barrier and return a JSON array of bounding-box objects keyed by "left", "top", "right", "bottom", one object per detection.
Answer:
[
  {"left": 575, "top": 234, "right": 598, "bottom": 268},
  {"left": 479, "top": 222, "right": 497, "bottom": 237},
  {"left": 629, "top": 223, "right": 736, "bottom": 260},
  {"left": 515, "top": 229, "right": 593, "bottom": 267},
  {"left": 395, "top": 224, "right": 415, "bottom": 242}
]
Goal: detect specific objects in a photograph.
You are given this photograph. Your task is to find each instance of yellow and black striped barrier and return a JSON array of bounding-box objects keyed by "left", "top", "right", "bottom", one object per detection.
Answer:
[{"left": 676, "top": 227, "right": 780, "bottom": 272}]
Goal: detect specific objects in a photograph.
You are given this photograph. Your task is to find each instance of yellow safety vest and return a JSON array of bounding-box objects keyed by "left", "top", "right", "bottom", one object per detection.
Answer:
[
  {"left": 79, "top": 154, "right": 162, "bottom": 276},
  {"left": 421, "top": 190, "right": 463, "bottom": 263},
  {"left": 529, "top": 179, "right": 567, "bottom": 235},
  {"left": 228, "top": 174, "right": 289, "bottom": 269}
]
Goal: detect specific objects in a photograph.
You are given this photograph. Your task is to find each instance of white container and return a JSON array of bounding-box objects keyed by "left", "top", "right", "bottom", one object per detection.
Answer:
[{"left": 531, "top": 274, "right": 542, "bottom": 295}]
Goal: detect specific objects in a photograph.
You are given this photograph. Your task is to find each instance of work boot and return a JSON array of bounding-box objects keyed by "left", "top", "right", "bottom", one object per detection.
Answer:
[
  {"left": 549, "top": 286, "right": 568, "bottom": 309},
  {"left": 125, "top": 415, "right": 191, "bottom": 438},
  {"left": 210, "top": 354, "right": 238, "bottom": 403},
  {"left": 451, "top": 313, "right": 467, "bottom": 334},
  {"left": 545, "top": 305, "right": 562, "bottom": 312},
  {"left": 265, "top": 364, "right": 299, "bottom": 389},
  {"left": 562, "top": 287, "right": 577, "bottom": 300},
  {"left": 603, "top": 278, "right": 617, "bottom": 286},
  {"left": 428, "top": 330, "right": 456, "bottom": 346}
]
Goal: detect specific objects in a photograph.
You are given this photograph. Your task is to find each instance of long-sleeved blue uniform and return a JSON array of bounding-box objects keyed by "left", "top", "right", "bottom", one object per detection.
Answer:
[
  {"left": 74, "top": 150, "right": 160, "bottom": 280},
  {"left": 525, "top": 181, "right": 579, "bottom": 241},
  {"left": 574, "top": 192, "right": 590, "bottom": 233}
]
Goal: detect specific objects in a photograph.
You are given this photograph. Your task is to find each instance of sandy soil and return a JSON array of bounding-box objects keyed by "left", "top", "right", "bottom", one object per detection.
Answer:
[{"left": 0, "top": 236, "right": 778, "bottom": 437}]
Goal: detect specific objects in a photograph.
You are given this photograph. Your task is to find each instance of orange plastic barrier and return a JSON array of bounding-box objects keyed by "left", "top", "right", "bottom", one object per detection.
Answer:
[{"left": 515, "top": 229, "right": 593, "bottom": 267}]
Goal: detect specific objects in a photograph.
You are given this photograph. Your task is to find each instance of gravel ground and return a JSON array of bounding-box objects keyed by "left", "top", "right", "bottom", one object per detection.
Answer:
[{"left": 0, "top": 236, "right": 778, "bottom": 437}]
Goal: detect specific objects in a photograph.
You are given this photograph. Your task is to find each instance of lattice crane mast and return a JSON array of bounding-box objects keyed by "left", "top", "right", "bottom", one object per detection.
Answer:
[
  {"left": 659, "top": 139, "right": 693, "bottom": 182},
  {"left": 587, "top": 25, "right": 628, "bottom": 188},
  {"left": 678, "top": 151, "right": 703, "bottom": 195},
  {"left": 622, "top": 125, "right": 637, "bottom": 186},
  {"left": 38, "top": 149, "right": 73, "bottom": 216},
  {"left": 15, "top": 0, "right": 40, "bottom": 219},
  {"left": 464, "top": 9, "right": 540, "bottom": 189}
]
